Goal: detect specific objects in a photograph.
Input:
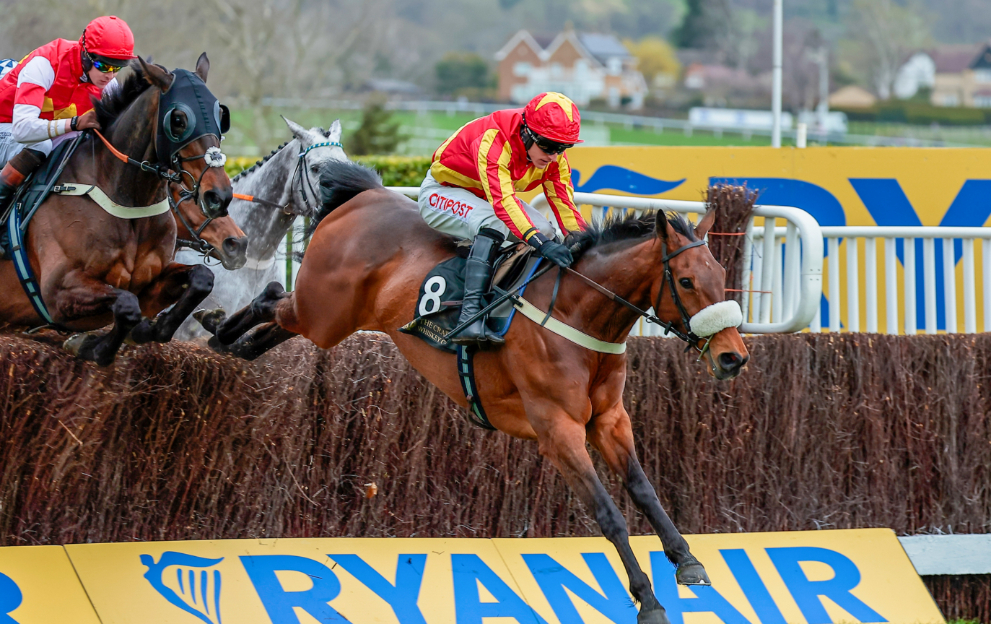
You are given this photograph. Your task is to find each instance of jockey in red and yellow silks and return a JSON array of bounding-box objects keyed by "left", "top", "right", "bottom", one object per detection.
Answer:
[
  {"left": 0, "top": 16, "right": 135, "bottom": 217},
  {"left": 417, "top": 91, "right": 587, "bottom": 345}
]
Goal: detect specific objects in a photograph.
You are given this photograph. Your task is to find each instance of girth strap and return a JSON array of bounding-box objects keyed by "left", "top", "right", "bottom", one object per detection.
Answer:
[
  {"left": 456, "top": 345, "right": 496, "bottom": 430},
  {"left": 7, "top": 206, "right": 53, "bottom": 324}
]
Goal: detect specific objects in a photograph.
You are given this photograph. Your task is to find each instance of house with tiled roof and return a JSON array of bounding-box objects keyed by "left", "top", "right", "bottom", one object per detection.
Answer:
[
  {"left": 494, "top": 28, "right": 647, "bottom": 109},
  {"left": 931, "top": 41, "right": 991, "bottom": 108}
]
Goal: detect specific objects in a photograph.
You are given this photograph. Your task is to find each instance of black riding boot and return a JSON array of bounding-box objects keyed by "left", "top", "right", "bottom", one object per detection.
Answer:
[
  {"left": 453, "top": 227, "right": 505, "bottom": 346},
  {"left": 0, "top": 148, "right": 46, "bottom": 215}
]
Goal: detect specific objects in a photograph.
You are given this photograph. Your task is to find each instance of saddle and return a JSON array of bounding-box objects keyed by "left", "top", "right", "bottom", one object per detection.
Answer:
[
  {"left": 399, "top": 242, "right": 540, "bottom": 353},
  {"left": 0, "top": 135, "right": 83, "bottom": 259}
]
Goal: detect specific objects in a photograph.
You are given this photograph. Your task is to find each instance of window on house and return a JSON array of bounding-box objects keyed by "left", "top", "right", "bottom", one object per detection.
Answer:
[
  {"left": 550, "top": 63, "right": 562, "bottom": 77},
  {"left": 607, "top": 58, "right": 622, "bottom": 75},
  {"left": 975, "top": 69, "right": 991, "bottom": 84},
  {"left": 940, "top": 93, "right": 960, "bottom": 107},
  {"left": 514, "top": 62, "right": 531, "bottom": 77},
  {"left": 975, "top": 95, "right": 991, "bottom": 108}
]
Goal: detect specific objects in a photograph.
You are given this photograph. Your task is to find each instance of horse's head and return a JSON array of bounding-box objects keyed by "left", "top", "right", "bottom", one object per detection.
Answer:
[
  {"left": 281, "top": 116, "right": 348, "bottom": 218},
  {"left": 147, "top": 53, "right": 246, "bottom": 269},
  {"left": 652, "top": 209, "right": 749, "bottom": 380}
]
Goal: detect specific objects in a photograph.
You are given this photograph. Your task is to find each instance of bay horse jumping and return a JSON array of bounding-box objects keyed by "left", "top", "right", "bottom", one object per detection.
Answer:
[
  {"left": 0, "top": 54, "right": 233, "bottom": 365},
  {"left": 199, "top": 160, "right": 749, "bottom": 623}
]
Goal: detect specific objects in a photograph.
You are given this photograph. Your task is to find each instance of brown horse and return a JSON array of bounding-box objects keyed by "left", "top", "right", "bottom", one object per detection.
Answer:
[
  {"left": 199, "top": 160, "right": 749, "bottom": 624},
  {"left": 0, "top": 54, "right": 233, "bottom": 365},
  {"left": 170, "top": 180, "right": 247, "bottom": 271}
]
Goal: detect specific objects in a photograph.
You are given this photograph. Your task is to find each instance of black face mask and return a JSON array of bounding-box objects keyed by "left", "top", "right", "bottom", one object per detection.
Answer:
[{"left": 156, "top": 68, "right": 230, "bottom": 166}]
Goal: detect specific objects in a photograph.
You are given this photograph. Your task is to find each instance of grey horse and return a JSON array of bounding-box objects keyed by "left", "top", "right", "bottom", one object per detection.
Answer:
[{"left": 174, "top": 116, "right": 348, "bottom": 340}]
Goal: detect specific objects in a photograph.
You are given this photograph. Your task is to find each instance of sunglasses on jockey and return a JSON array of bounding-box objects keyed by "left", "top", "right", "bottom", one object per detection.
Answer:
[
  {"left": 523, "top": 125, "right": 574, "bottom": 155},
  {"left": 84, "top": 49, "right": 126, "bottom": 74}
]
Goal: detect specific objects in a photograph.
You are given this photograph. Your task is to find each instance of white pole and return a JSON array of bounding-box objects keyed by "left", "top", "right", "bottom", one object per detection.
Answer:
[{"left": 772, "top": 0, "right": 784, "bottom": 148}]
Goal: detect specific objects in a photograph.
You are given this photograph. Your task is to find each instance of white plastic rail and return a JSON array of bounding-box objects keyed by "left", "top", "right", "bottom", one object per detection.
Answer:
[{"left": 752, "top": 226, "right": 991, "bottom": 335}]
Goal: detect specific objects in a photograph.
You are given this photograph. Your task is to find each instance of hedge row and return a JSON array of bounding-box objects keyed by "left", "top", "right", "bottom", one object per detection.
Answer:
[
  {"left": 0, "top": 333, "right": 990, "bottom": 618},
  {"left": 224, "top": 155, "right": 431, "bottom": 187},
  {"left": 837, "top": 102, "right": 991, "bottom": 126}
]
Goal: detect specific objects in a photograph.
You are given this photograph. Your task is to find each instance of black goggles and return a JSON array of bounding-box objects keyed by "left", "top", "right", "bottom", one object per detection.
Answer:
[
  {"left": 85, "top": 50, "right": 125, "bottom": 74},
  {"left": 525, "top": 126, "right": 574, "bottom": 155}
]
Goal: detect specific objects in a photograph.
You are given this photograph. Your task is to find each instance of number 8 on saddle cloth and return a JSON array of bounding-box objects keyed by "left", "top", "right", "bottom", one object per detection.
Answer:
[{"left": 400, "top": 248, "right": 542, "bottom": 353}]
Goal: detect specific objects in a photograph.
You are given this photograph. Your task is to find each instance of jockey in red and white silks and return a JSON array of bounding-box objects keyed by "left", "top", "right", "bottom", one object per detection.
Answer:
[{"left": 0, "top": 16, "right": 135, "bottom": 215}]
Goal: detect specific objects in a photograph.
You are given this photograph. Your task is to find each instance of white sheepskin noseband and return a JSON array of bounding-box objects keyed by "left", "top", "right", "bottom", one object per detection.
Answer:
[{"left": 688, "top": 300, "right": 743, "bottom": 337}]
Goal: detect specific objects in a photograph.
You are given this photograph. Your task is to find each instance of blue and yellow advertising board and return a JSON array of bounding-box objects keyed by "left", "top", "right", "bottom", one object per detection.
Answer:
[
  {"left": 0, "top": 529, "right": 944, "bottom": 623},
  {"left": 564, "top": 147, "right": 991, "bottom": 333}
]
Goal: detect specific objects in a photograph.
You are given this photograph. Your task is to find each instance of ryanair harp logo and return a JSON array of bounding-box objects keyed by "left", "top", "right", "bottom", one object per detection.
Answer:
[{"left": 141, "top": 552, "right": 224, "bottom": 624}]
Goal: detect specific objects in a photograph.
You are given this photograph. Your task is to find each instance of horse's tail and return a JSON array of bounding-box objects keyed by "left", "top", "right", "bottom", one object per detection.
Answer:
[{"left": 307, "top": 159, "right": 384, "bottom": 237}]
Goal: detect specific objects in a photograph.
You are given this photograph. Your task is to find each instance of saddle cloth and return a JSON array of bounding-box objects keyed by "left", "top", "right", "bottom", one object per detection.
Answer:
[{"left": 399, "top": 243, "right": 540, "bottom": 353}]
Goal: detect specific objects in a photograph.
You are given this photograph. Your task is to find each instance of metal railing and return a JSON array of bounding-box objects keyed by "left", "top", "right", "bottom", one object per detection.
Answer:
[{"left": 753, "top": 226, "right": 991, "bottom": 334}]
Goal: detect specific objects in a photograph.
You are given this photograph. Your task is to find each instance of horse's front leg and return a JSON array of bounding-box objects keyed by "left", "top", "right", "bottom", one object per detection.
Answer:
[
  {"left": 533, "top": 407, "right": 670, "bottom": 624},
  {"left": 588, "top": 403, "right": 710, "bottom": 586},
  {"left": 54, "top": 280, "right": 143, "bottom": 366},
  {"left": 129, "top": 263, "right": 214, "bottom": 344}
]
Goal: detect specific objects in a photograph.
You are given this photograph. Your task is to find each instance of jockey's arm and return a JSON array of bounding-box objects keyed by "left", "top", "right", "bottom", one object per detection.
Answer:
[
  {"left": 476, "top": 129, "right": 542, "bottom": 245},
  {"left": 541, "top": 153, "right": 587, "bottom": 234},
  {"left": 10, "top": 56, "right": 70, "bottom": 143}
]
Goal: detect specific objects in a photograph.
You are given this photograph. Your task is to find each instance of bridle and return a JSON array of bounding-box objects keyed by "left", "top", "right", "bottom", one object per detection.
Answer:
[
  {"left": 170, "top": 144, "right": 228, "bottom": 254},
  {"left": 562, "top": 237, "right": 713, "bottom": 356},
  {"left": 90, "top": 69, "right": 230, "bottom": 256},
  {"left": 231, "top": 139, "right": 342, "bottom": 218}
]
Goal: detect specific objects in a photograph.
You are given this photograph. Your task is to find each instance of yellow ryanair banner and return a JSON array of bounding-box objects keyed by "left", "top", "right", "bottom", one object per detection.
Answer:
[
  {"left": 0, "top": 545, "right": 101, "bottom": 623},
  {"left": 54, "top": 528, "right": 942, "bottom": 624},
  {"left": 562, "top": 147, "right": 991, "bottom": 334},
  {"left": 564, "top": 147, "right": 991, "bottom": 229}
]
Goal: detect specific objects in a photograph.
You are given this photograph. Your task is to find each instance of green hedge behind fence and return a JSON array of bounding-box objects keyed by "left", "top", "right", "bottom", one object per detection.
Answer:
[
  {"left": 837, "top": 103, "right": 991, "bottom": 126},
  {"left": 225, "top": 155, "right": 431, "bottom": 187}
]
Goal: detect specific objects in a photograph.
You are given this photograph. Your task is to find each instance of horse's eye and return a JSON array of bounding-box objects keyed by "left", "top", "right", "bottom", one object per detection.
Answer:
[
  {"left": 679, "top": 278, "right": 693, "bottom": 289},
  {"left": 310, "top": 164, "right": 319, "bottom": 173},
  {"left": 172, "top": 111, "right": 186, "bottom": 128}
]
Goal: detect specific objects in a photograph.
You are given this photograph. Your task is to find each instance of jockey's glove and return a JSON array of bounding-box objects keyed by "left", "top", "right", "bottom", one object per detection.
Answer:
[{"left": 530, "top": 233, "right": 574, "bottom": 268}]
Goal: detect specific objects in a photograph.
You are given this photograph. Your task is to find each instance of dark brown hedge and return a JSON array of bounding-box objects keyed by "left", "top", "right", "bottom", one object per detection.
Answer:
[{"left": 0, "top": 332, "right": 989, "bottom": 618}]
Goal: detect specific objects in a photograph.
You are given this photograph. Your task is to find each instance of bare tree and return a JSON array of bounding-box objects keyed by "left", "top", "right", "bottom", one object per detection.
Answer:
[{"left": 844, "top": 0, "right": 932, "bottom": 99}]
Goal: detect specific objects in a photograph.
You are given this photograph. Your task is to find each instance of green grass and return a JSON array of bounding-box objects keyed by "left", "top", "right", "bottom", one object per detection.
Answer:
[{"left": 224, "top": 107, "right": 784, "bottom": 157}]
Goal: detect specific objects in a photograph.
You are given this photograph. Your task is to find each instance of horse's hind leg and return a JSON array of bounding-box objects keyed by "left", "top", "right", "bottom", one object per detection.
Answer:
[
  {"left": 198, "top": 281, "right": 288, "bottom": 345},
  {"left": 589, "top": 404, "right": 709, "bottom": 586},
  {"left": 130, "top": 263, "right": 214, "bottom": 344},
  {"left": 63, "top": 289, "right": 143, "bottom": 366},
  {"left": 536, "top": 413, "right": 670, "bottom": 624}
]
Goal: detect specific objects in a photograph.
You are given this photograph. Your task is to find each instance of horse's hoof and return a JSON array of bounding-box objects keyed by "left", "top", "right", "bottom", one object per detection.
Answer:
[
  {"left": 194, "top": 308, "right": 226, "bottom": 334},
  {"left": 637, "top": 607, "right": 670, "bottom": 624},
  {"left": 207, "top": 335, "right": 230, "bottom": 354},
  {"left": 63, "top": 332, "right": 94, "bottom": 356},
  {"left": 676, "top": 561, "right": 711, "bottom": 586}
]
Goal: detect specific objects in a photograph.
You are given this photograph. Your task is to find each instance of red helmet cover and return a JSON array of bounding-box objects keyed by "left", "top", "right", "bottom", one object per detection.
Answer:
[
  {"left": 523, "top": 92, "right": 582, "bottom": 144},
  {"left": 81, "top": 16, "right": 136, "bottom": 60}
]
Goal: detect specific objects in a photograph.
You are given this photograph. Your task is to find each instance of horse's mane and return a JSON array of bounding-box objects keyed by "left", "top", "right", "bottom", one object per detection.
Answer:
[
  {"left": 566, "top": 211, "right": 698, "bottom": 258},
  {"left": 232, "top": 141, "right": 292, "bottom": 183},
  {"left": 307, "top": 159, "right": 383, "bottom": 237},
  {"left": 92, "top": 59, "right": 158, "bottom": 129}
]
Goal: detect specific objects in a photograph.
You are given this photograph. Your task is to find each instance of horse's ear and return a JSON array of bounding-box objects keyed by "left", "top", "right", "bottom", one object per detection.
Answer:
[
  {"left": 695, "top": 208, "right": 716, "bottom": 239},
  {"left": 655, "top": 210, "right": 670, "bottom": 242},
  {"left": 327, "top": 119, "right": 342, "bottom": 140},
  {"left": 282, "top": 116, "right": 311, "bottom": 143},
  {"left": 138, "top": 56, "right": 173, "bottom": 91},
  {"left": 194, "top": 52, "right": 210, "bottom": 83}
]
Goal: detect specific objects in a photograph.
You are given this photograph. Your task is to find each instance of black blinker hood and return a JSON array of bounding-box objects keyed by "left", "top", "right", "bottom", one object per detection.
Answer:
[{"left": 156, "top": 68, "right": 227, "bottom": 165}]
